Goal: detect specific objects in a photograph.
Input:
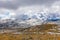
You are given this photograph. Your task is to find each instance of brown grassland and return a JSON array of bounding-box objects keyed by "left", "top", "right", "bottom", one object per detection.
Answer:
[
  {"left": 0, "top": 33, "right": 60, "bottom": 40},
  {"left": 0, "top": 24, "right": 60, "bottom": 40}
]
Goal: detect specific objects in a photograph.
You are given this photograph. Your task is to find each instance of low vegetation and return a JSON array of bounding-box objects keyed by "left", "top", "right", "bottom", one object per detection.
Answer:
[{"left": 0, "top": 23, "right": 60, "bottom": 40}]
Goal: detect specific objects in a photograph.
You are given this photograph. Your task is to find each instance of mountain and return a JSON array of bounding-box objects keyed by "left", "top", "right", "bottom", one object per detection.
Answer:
[
  {"left": 0, "top": 19, "right": 31, "bottom": 28},
  {"left": 16, "top": 14, "right": 29, "bottom": 21},
  {"left": 0, "top": 12, "right": 60, "bottom": 28},
  {"left": 47, "top": 13, "right": 60, "bottom": 21},
  {"left": 19, "top": 23, "right": 58, "bottom": 32}
]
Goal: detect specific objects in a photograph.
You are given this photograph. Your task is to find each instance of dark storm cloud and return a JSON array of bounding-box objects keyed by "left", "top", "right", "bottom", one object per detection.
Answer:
[{"left": 0, "top": 0, "right": 59, "bottom": 10}]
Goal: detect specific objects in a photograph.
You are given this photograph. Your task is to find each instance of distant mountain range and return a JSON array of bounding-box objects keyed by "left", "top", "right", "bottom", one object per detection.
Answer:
[
  {"left": 0, "top": 12, "right": 60, "bottom": 28},
  {"left": 16, "top": 13, "right": 60, "bottom": 22}
]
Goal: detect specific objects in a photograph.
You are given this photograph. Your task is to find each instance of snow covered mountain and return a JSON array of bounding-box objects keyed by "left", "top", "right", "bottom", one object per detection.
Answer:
[
  {"left": 16, "top": 12, "right": 60, "bottom": 22},
  {"left": 47, "top": 13, "right": 60, "bottom": 21},
  {"left": 0, "top": 10, "right": 60, "bottom": 28}
]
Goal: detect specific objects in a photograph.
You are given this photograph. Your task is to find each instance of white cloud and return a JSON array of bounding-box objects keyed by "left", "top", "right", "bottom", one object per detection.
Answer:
[
  {"left": 48, "top": 1, "right": 60, "bottom": 13},
  {"left": 16, "top": 5, "right": 49, "bottom": 18},
  {"left": 0, "top": 9, "right": 16, "bottom": 20},
  {"left": 0, "top": 1, "right": 60, "bottom": 25},
  {"left": 14, "top": 3, "right": 60, "bottom": 25}
]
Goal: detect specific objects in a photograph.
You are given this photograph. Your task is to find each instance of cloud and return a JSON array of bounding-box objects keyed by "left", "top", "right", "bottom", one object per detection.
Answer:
[
  {"left": 0, "top": 0, "right": 59, "bottom": 9},
  {"left": 0, "top": 0, "right": 60, "bottom": 22},
  {"left": 49, "top": 1, "right": 60, "bottom": 13},
  {"left": 0, "top": 0, "right": 60, "bottom": 25},
  {"left": 0, "top": 9, "right": 16, "bottom": 20},
  {"left": 15, "top": 2, "right": 60, "bottom": 20},
  {"left": 0, "top": 2, "right": 60, "bottom": 20}
]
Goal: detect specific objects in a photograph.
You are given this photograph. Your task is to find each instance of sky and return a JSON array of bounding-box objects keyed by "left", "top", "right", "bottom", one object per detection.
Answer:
[{"left": 0, "top": 0, "right": 60, "bottom": 21}]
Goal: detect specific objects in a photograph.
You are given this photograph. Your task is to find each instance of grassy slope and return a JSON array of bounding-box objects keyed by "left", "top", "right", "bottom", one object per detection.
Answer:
[{"left": 0, "top": 24, "right": 60, "bottom": 40}]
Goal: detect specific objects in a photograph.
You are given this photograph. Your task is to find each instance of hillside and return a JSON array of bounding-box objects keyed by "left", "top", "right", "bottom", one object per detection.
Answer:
[{"left": 0, "top": 23, "right": 60, "bottom": 40}]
